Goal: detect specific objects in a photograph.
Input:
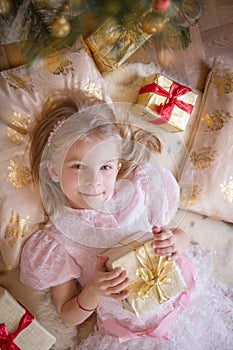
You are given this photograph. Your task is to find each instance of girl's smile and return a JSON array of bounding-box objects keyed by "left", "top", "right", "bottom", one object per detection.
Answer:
[{"left": 79, "top": 192, "right": 103, "bottom": 197}]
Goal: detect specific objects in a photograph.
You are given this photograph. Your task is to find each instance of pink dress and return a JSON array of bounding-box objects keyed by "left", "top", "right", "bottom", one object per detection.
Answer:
[{"left": 20, "top": 163, "right": 233, "bottom": 350}]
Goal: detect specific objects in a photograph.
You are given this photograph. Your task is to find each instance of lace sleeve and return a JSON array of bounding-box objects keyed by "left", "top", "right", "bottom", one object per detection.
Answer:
[
  {"left": 20, "top": 230, "right": 81, "bottom": 290},
  {"left": 142, "top": 162, "right": 180, "bottom": 227}
]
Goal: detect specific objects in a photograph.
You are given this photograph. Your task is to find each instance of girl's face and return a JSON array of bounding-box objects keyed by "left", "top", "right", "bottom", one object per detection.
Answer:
[{"left": 60, "top": 134, "right": 121, "bottom": 210}]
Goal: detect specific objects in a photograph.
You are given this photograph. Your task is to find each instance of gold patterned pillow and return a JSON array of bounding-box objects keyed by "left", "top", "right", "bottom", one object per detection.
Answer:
[
  {"left": 0, "top": 40, "right": 112, "bottom": 270},
  {"left": 0, "top": 145, "right": 44, "bottom": 270},
  {"left": 179, "top": 57, "right": 233, "bottom": 223}
]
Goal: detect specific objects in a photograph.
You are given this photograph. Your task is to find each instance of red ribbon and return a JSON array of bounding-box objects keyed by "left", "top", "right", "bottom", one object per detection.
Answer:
[
  {"left": 139, "top": 81, "right": 194, "bottom": 124},
  {"left": 0, "top": 310, "right": 34, "bottom": 350}
]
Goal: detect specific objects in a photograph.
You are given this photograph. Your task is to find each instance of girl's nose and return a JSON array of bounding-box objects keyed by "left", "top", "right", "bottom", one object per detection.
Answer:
[{"left": 84, "top": 170, "right": 101, "bottom": 187}]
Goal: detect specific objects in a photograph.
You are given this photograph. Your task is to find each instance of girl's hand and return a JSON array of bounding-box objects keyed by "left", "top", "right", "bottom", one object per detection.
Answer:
[
  {"left": 51, "top": 257, "right": 130, "bottom": 327},
  {"left": 152, "top": 226, "right": 189, "bottom": 260},
  {"left": 87, "top": 256, "right": 130, "bottom": 301}
]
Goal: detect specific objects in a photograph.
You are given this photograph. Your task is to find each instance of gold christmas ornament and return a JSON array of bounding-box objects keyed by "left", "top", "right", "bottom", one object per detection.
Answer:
[
  {"left": 142, "top": 12, "right": 169, "bottom": 35},
  {"left": 51, "top": 15, "right": 71, "bottom": 38},
  {"left": 0, "top": 0, "right": 13, "bottom": 15},
  {"left": 105, "top": 0, "right": 122, "bottom": 15}
]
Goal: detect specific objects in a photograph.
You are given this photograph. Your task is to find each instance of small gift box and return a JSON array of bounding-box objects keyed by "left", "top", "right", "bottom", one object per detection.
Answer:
[
  {"left": 0, "top": 287, "right": 56, "bottom": 350},
  {"left": 85, "top": 17, "right": 151, "bottom": 72},
  {"left": 102, "top": 237, "right": 187, "bottom": 317},
  {"left": 136, "top": 73, "right": 198, "bottom": 132}
]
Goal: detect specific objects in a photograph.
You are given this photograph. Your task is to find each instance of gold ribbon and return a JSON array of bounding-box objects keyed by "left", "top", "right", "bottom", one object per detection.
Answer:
[{"left": 127, "top": 244, "right": 177, "bottom": 303}]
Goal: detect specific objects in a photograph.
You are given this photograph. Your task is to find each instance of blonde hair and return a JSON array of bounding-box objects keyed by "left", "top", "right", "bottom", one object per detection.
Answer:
[
  {"left": 29, "top": 95, "right": 161, "bottom": 222},
  {"left": 117, "top": 122, "right": 161, "bottom": 178},
  {"left": 30, "top": 97, "right": 79, "bottom": 184}
]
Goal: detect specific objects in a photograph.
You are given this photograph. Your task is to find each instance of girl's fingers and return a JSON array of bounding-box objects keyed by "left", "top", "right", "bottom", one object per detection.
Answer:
[
  {"left": 156, "top": 245, "right": 176, "bottom": 256},
  {"left": 94, "top": 268, "right": 129, "bottom": 293},
  {"left": 153, "top": 233, "right": 176, "bottom": 249},
  {"left": 152, "top": 230, "right": 177, "bottom": 256},
  {"left": 103, "top": 270, "right": 129, "bottom": 291},
  {"left": 153, "top": 229, "right": 173, "bottom": 242},
  {"left": 106, "top": 276, "right": 129, "bottom": 294},
  {"left": 152, "top": 226, "right": 161, "bottom": 234},
  {"left": 111, "top": 289, "right": 130, "bottom": 300},
  {"left": 96, "top": 266, "right": 125, "bottom": 282}
]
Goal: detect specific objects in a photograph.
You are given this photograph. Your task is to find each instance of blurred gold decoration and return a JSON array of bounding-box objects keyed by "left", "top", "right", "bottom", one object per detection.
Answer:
[
  {"left": 3, "top": 160, "right": 32, "bottom": 188},
  {"left": 7, "top": 111, "right": 31, "bottom": 144},
  {"left": 85, "top": 17, "right": 151, "bottom": 72},
  {"left": 142, "top": 12, "right": 169, "bottom": 34},
  {"left": 0, "top": 0, "right": 13, "bottom": 16},
  {"left": 4, "top": 210, "right": 30, "bottom": 246},
  {"left": 51, "top": 15, "right": 71, "bottom": 38},
  {"left": 183, "top": 184, "right": 205, "bottom": 206},
  {"left": 201, "top": 110, "right": 233, "bottom": 132},
  {"left": 190, "top": 147, "right": 219, "bottom": 170},
  {"left": 84, "top": 79, "right": 103, "bottom": 101},
  {"left": 219, "top": 176, "right": 233, "bottom": 205},
  {"left": 105, "top": 0, "right": 122, "bottom": 15},
  {"left": 45, "top": 55, "right": 75, "bottom": 76},
  {"left": 213, "top": 72, "right": 233, "bottom": 95},
  {"left": 1, "top": 1, "right": 201, "bottom": 61},
  {"left": 1, "top": 71, "right": 34, "bottom": 93}
]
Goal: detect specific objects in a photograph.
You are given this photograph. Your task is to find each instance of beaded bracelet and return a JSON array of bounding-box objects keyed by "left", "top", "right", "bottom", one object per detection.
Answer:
[{"left": 76, "top": 296, "right": 97, "bottom": 312}]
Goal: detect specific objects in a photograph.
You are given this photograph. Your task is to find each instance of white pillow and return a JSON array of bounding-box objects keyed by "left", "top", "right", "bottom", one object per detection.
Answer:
[{"left": 0, "top": 40, "right": 112, "bottom": 270}]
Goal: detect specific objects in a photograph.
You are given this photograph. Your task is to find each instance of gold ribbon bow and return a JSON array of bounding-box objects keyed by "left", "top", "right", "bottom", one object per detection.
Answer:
[{"left": 127, "top": 244, "right": 177, "bottom": 303}]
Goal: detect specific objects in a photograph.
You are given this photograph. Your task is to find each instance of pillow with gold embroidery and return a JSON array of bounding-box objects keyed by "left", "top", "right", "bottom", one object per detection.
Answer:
[
  {"left": 179, "top": 57, "right": 233, "bottom": 223},
  {"left": 0, "top": 143, "right": 44, "bottom": 270},
  {"left": 0, "top": 40, "right": 113, "bottom": 270},
  {"left": 0, "top": 40, "right": 112, "bottom": 130}
]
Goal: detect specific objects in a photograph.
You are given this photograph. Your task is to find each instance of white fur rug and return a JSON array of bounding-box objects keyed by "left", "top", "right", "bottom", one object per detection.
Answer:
[{"left": 1, "top": 62, "right": 233, "bottom": 350}]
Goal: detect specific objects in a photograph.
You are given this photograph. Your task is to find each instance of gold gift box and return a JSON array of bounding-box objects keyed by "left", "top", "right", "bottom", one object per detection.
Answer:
[
  {"left": 102, "top": 238, "right": 187, "bottom": 317},
  {"left": 0, "top": 287, "right": 56, "bottom": 350},
  {"left": 137, "top": 73, "right": 198, "bottom": 132},
  {"left": 85, "top": 17, "right": 151, "bottom": 72}
]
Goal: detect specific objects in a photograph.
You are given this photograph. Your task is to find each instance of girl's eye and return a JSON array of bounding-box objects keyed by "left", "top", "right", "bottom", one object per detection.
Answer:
[
  {"left": 72, "top": 164, "right": 84, "bottom": 170},
  {"left": 101, "top": 164, "right": 112, "bottom": 170}
]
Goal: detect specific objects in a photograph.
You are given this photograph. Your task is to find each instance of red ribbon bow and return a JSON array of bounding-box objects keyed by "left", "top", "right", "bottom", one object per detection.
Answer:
[
  {"left": 139, "top": 80, "right": 194, "bottom": 124},
  {"left": 0, "top": 310, "right": 34, "bottom": 350}
]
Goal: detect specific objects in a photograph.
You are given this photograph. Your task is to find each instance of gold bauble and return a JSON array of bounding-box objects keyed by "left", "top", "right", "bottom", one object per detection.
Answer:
[
  {"left": 51, "top": 15, "right": 71, "bottom": 38},
  {"left": 142, "top": 13, "right": 169, "bottom": 35},
  {"left": 0, "top": 0, "right": 13, "bottom": 15},
  {"left": 105, "top": 0, "right": 122, "bottom": 15}
]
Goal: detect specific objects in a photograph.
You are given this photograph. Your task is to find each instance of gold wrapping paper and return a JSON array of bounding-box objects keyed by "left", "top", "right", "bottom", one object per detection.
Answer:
[
  {"left": 102, "top": 238, "right": 187, "bottom": 317},
  {"left": 137, "top": 74, "right": 198, "bottom": 132},
  {"left": 0, "top": 287, "right": 56, "bottom": 350},
  {"left": 85, "top": 17, "right": 151, "bottom": 72}
]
